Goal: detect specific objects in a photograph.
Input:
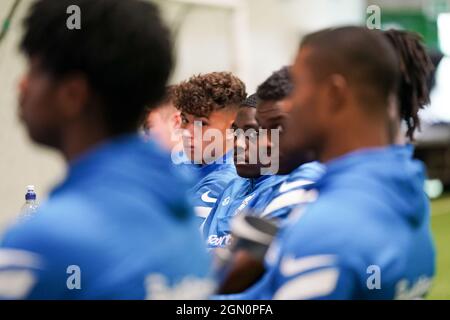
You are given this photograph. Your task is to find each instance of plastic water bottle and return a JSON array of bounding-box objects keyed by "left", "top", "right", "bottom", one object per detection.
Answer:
[{"left": 19, "top": 185, "right": 39, "bottom": 220}]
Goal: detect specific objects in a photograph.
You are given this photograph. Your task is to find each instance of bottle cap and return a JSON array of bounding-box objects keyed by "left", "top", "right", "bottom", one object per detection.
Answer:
[{"left": 25, "top": 185, "right": 36, "bottom": 200}]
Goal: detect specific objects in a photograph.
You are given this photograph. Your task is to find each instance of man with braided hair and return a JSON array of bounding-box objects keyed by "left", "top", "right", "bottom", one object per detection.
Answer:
[
  {"left": 217, "top": 26, "right": 435, "bottom": 300},
  {"left": 383, "top": 29, "right": 434, "bottom": 144}
]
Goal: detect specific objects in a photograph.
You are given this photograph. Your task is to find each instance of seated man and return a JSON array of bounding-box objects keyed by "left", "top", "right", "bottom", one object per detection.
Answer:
[
  {"left": 0, "top": 0, "right": 212, "bottom": 299},
  {"left": 173, "top": 72, "right": 246, "bottom": 228},
  {"left": 382, "top": 29, "right": 434, "bottom": 144},
  {"left": 209, "top": 67, "right": 324, "bottom": 294},
  {"left": 141, "top": 86, "right": 192, "bottom": 175},
  {"left": 203, "top": 94, "right": 286, "bottom": 249},
  {"left": 204, "top": 68, "right": 325, "bottom": 252},
  {"left": 142, "top": 85, "right": 182, "bottom": 153},
  {"left": 250, "top": 67, "right": 325, "bottom": 222},
  {"left": 223, "top": 26, "right": 435, "bottom": 300}
]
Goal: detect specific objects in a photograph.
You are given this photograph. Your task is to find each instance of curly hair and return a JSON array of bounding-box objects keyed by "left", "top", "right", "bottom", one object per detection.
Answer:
[
  {"left": 173, "top": 72, "right": 247, "bottom": 117},
  {"left": 383, "top": 29, "right": 434, "bottom": 140},
  {"left": 256, "top": 66, "right": 293, "bottom": 102}
]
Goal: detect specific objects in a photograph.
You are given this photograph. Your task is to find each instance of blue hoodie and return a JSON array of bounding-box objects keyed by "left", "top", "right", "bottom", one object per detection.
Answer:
[
  {"left": 203, "top": 174, "right": 286, "bottom": 248},
  {"left": 181, "top": 152, "right": 238, "bottom": 228},
  {"left": 251, "top": 162, "right": 325, "bottom": 222},
  {"left": 0, "top": 135, "right": 213, "bottom": 299},
  {"left": 219, "top": 145, "right": 435, "bottom": 300}
]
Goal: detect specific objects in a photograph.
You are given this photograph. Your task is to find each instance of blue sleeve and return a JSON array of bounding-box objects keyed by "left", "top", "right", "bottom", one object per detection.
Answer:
[
  {"left": 269, "top": 205, "right": 359, "bottom": 300},
  {"left": 254, "top": 163, "right": 325, "bottom": 222},
  {"left": 290, "top": 162, "right": 326, "bottom": 181},
  {"left": 0, "top": 223, "right": 75, "bottom": 300},
  {"left": 271, "top": 250, "right": 356, "bottom": 300},
  {"left": 258, "top": 187, "right": 318, "bottom": 223},
  {"left": 0, "top": 197, "right": 108, "bottom": 300}
]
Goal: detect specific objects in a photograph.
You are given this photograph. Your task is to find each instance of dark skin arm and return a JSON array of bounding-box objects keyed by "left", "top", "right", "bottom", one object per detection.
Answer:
[{"left": 217, "top": 250, "right": 265, "bottom": 294}]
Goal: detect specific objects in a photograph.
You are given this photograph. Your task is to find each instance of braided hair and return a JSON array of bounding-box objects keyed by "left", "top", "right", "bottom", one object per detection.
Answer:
[{"left": 383, "top": 29, "right": 434, "bottom": 140}]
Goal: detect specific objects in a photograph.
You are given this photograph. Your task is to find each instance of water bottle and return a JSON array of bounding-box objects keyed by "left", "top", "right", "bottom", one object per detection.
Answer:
[{"left": 19, "top": 185, "right": 39, "bottom": 221}]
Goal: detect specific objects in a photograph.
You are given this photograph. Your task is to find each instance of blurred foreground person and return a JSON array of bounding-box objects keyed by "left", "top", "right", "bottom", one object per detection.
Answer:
[
  {"left": 0, "top": 0, "right": 213, "bottom": 299},
  {"left": 173, "top": 72, "right": 246, "bottom": 228},
  {"left": 222, "top": 26, "right": 435, "bottom": 299},
  {"left": 383, "top": 29, "right": 434, "bottom": 144}
]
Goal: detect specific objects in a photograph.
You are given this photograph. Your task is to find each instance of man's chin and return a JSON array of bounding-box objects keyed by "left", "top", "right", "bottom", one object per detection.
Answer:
[
  {"left": 25, "top": 127, "right": 61, "bottom": 150},
  {"left": 235, "top": 164, "right": 261, "bottom": 179},
  {"left": 278, "top": 150, "right": 317, "bottom": 174},
  {"left": 277, "top": 161, "right": 299, "bottom": 175}
]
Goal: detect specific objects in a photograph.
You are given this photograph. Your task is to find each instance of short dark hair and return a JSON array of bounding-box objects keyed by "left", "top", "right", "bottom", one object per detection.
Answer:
[
  {"left": 173, "top": 72, "right": 247, "bottom": 117},
  {"left": 141, "top": 85, "right": 176, "bottom": 130},
  {"left": 383, "top": 29, "right": 434, "bottom": 140},
  {"left": 256, "top": 66, "right": 293, "bottom": 102},
  {"left": 20, "top": 0, "right": 173, "bottom": 134},
  {"left": 301, "top": 26, "right": 400, "bottom": 112},
  {"left": 241, "top": 93, "right": 258, "bottom": 108}
]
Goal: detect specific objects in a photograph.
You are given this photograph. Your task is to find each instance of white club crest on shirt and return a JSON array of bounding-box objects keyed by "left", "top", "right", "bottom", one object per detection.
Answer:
[{"left": 222, "top": 196, "right": 231, "bottom": 206}]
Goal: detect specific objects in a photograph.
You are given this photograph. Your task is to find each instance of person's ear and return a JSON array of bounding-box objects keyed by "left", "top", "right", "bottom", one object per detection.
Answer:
[
  {"left": 172, "top": 111, "right": 182, "bottom": 130},
  {"left": 18, "top": 74, "right": 29, "bottom": 95},
  {"left": 228, "top": 109, "right": 238, "bottom": 128},
  {"left": 226, "top": 123, "right": 235, "bottom": 140},
  {"left": 279, "top": 97, "right": 294, "bottom": 113},
  {"left": 326, "top": 74, "right": 348, "bottom": 114},
  {"left": 55, "top": 74, "right": 90, "bottom": 120}
]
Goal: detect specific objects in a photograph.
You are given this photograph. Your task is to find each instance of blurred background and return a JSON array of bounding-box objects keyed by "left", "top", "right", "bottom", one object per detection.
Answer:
[{"left": 0, "top": 0, "right": 449, "bottom": 298}]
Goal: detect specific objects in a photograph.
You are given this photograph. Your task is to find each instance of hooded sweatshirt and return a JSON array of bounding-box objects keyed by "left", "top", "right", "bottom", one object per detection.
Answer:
[
  {"left": 0, "top": 135, "right": 213, "bottom": 299},
  {"left": 220, "top": 145, "right": 435, "bottom": 300}
]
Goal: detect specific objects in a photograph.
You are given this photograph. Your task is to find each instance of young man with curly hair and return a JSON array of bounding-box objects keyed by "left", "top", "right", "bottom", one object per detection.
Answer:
[{"left": 173, "top": 72, "right": 246, "bottom": 228}]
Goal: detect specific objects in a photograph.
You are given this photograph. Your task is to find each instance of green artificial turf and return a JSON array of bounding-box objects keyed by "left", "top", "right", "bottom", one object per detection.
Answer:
[{"left": 428, "top": 193, "right": 450, "bottom": 299}]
